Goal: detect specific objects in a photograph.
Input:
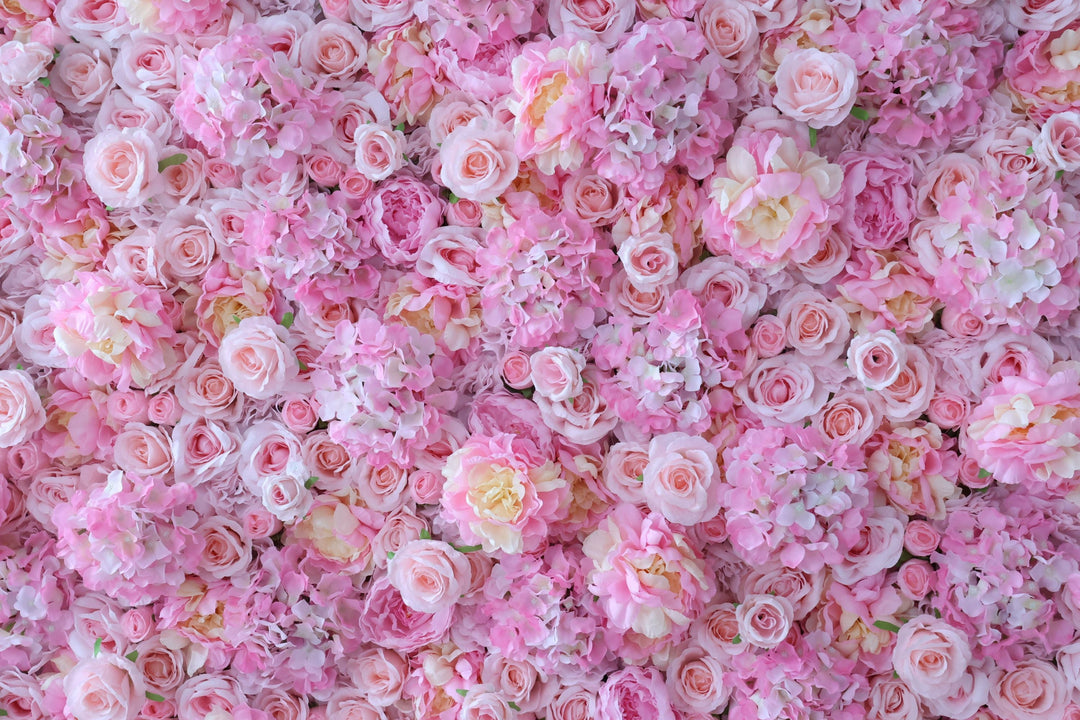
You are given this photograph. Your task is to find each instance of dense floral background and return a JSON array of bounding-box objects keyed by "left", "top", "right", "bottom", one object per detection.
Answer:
[{"left": 1, "top": 0, "right": 1080, "bottom": 719}]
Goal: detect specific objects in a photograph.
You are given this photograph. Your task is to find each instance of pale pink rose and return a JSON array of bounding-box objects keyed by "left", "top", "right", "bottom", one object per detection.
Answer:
[
  {"left": 113, "top": 34, "right": 179, "bottom": 99},
  {"left": 736, "top": 355, "right": 828, "bottom": 424},
  {"left": 903, "top": 520, "right": 940, "bottom": 556},
  {"left": 217, "top": 316, "right": 298, "bottom": 400},
  {"left": 280, "top": 398, "right": 317, "bottom": 433},
  {"left": 347, "top": 648, "right": 406, "bottom": 707},
  {"left": 427, "top": 96, "right": 488, "bottom": 145},
  {"left": 107, "top": 393, "right": 152, "bottom": 432},
  {"left": 347, "top": 0, "right": 413, "bottom": 31},
  {"left": 260, "top": 472, "right": 312, "bottom": 525},
  {"left": 795, "top": 230, "right": 851, "bottom": 284},
  {"left": 84, "top": 127, "right": 165, "bottom": 209},
  {"left": 1057, "top": 640, "right": 1080, "bottom": 692},
  {"left": 482, "top": 655, "right": 547, "bottom": 712},
  {"left": 325, "top": 689, "right": 381, "bottom": 720},
  {"left": 642, "top": 432, "right": 722, "bottom": 526},
  {"left": 833, "top": 505, "right": 905, "bottom": 584},
  {"left": 529, "top": 347, "right": 586, "bottom": 403},
  {"left": 879, "top": 346, "right": 935, "bottom": 423},
  {"left": 355, "top": 461, "right": 408, "bottom": 512},
  {"left": 195, "top": 517, "right": 251, "bottom": 579},
  {"left": 305, "top": 149, "right": 345, "bottom": 188},
  {"left": 357, "top": 574, "right": 452, "bottom": 652},
  {"left": 772, "top": 48, "right": 858, "bottom": 128},
  {"left": 299, "top": 19, "right": 367, "bottom": 81},
  {"left": 1065, "top": 705, "right": 1080, "bottom": 720},
  {"left": 176, "top": 360, "right": 241, "bottom": 422},
  {"left": 548, "top": 684, "right": 598, "bottom": 720},
  {"left": 437, "top": 119, "right": 519, "bottom": 203},
  {"left": 501, "top": 351, "right": 533, "bottom": 390},
  {"left": 915, "top": 153, "right": 982, "bottom": 217},
  {"left": 735, "top": 593, "right": 794, "bottom": 649},
  {"left": 927, "top": 393, "right": 969, "bottom": 430},
  {"left": 892, "top": 615, "right": 972, "bottom": 700},
  {"left": 562, "top": 170, "right": 622, "bottom": 225},
  {"left": 897, "top": 559, "right": 933, "bottom": 601},
  {"left": 1036, "top": 111, "right": 1080, "bottom": 171},
  {"left": 697, "top": 0, "right": 758, "bottom": 73},
  {"left": 63, "top": 656, "right": 146, "bottom": 720},
  {"left": 534, "top": 367, "right": 619, "bottom": 444},
  {"left": 446, "top": 197, "right": 483, "bottom": 226},
  {"left": 989, "top": 661, "right": 1070, "bottom": 720},
  {"left": 113, "top": 423, "right": 174, "bottom": 478},
  {"left": 417, "top": 226, "right": 486, "bottom": 287},
  {"left": 120, "top": 607, "right": 153, "bottom": 643},
  {"left": 597, "top": 666, "right": 676, "bottom": 720},
  {"left": 618, "top": 232, "right": 679, "bottom": 291},
  {"left": 51, "top": 40, "right": 113, "bottom": 111},
  {"left": 777, "top": 285, "right": 850, "bottom": 359},
  {"left": 175, "top": 675, "right": 244, "bottom": 720},
  {"left": 695, "top": 602, "right": 745, "bottom": 656},
  {"left": 256, "top": 689, "right": 308, "bottom": 720},
  {"left": 0, "top": 40, "right": 53, "bottom": 88},
  {"left": 460, "top": 691, "right": 512, "bottom": 720},
  {"left": 741, "top": 563, "right": 823, "bottom": 620},
  {"left": 867, "top": 676, "right": 921, "bottom": 720},
  {"left": 352, "top": 123, "right": 406, "bottom": 181},
  {"left": 666, "top": 646, "right": 730, "bottom": 714},
  {"left": 387, "top": 539, "right": 469, "bottom": 614},
  {"left": 302, "top": 432, "right": 359, "bottom": 493},
  {"left": 601, "top": 441, "right": 648, "bottom": 505},
  {"left": 848, "top": 330, "right": 907, "bottom": 391},
  {"left": 750, "top": 315, "right": 786, "bottom": 357},
  {"left": 0, "top": 370, "right": 45, "bottom": 448},
  {"left": 548, "top": 0, "right": 634, "bottom": 46},
  {"left": 1006, "top": 0, "right": 1080, "bottom": 31},
  {"left": 679, "top": 256, "right": 767, "bottom": 327},
  {"left": 242, "top": 506, "right": 280, "bottom": 540},
  {"left": 927, "top": 664, "right": 992, "bottom": 720},
  {"left": 812, "top": 390, "right": 878, "bottom": 446}
]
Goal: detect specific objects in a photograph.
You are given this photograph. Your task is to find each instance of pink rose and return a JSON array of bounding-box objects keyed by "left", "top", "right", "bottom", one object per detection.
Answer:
[
  {"left": 113, "top": 424, "right": 174, "bottom": 478},
  {"left": 195, "top": 517, "right": 251, "bottom": 579},
  {"left": 0, "top": 40, "right": 53, "bottom": 88},
  {"left": 355, "top": 461, "right": 407, "bottom": 512},
  {"left": 666, "top": 646, "right": 730, "bottom": 714},
  {"left": 534, "top": 367, "right": 619, "bottom": 444},
  {"left": 387, "top": 539, "right": 470, "bottom": 614},
  {"left": 437, "top": 119, "right": 519, "bottom": 203},
  {"left": 750, "top": 315, "right": 786, "bottom": 357},
  {"left": 697, "top": 0, "right": 759, "bottom": 73},
  {"left": 695, "top": 602, "right": 745, "bottom": 656},
  {"left": 217, "top": 316, "right": 299, "bottom": 400},
  {"left": 737, "top": 355, "right": 828, "bottom": 424},
  {"left": 597, "top": 667, "right": 675, "bottom": 720},
  {"left": 259, "top": 473, "right": 312, "bottom": 525},
  {"left": 618, "top": 232, "right": 679, "bottom": 291},
  {"left": 833, "top": 505, "right": 905, "bottom": 584},
  {"left": 772, "top": 48, "right": 858, "bottom": 128},
  {"left": 1006, "top": 0, "right": 1080, "bottom": 31},
  {"left": 867, "top": 676, "right": 920, "bottom": 720},
  {"left": 848, "top": 330, "right": 907, "bottom": 391},
  {"left": 735, "top": 593, "right": 794, "bottom": 649},
  {"left": 642, "top": 432, "right": 722, "bottom": 526},
  {"left": 812, "top": 390, "right": 878, "bottom": 446},
  {"left": 903, "top": 520, "right": 940, "bottom": 556},
  {"left": 988, "top": 661, "right": 1070, "bottom": 720},
  {"left": 562, "top": 170, "right": 622, "bottom": 226},
  {"left": 547, "top": 0, "right": 635, "bottom": 46},
  {"left": 777, "top": 285, "right": 850, "bottom": 359},
  {"left": 897, "top": 559, "right": 933, "bottom": 601},
  {"left": 52, "top": 41, "right": 113, "bottom": 111},
  {"left": 84, "top": 127, "right": 165, "bottom": 209},
  {"left": 529, "top": 347, "right": 586, "bottom": 403},
  {"left": 1036, "top": 111, "right": 1080, "bottom": 171},
  {"left": 256, "top": 689, "right": 308, "bottom": 720},
  {"left": 63, "top": 656, "right": 146, "bottom": 720},
  {"left": 299, "top": 19, "right": 367, "bottom": 82},
  {"left": 548, "top": 684, "right": 598, "bottom": 720},
  {"left": 346, "top": 648, "right": 406, "bottom": 708},
  {"left": 891, "top": 615, "right": 972, "bottom": 700},
  {"left": 879, "top": 345, "right": 935, "bottom": 423},
  {"left": 0, "top": 370, "right": 45, "bottom": 448},
  {"left": 357, "top": 574, "right": 452, "bottom": 652},
  {"left": 482, "top": 655, "right": 547, "bottom": 712},
  {"left": 352, "top": 123, "right": 406, "bottom": 181},
  {"left": 927, "top": 665, "right": 992, "bottom": 720},
  {"left": 601, "top": 441, "right": 648, "bottom": 505},
  {"left": 501, "top": 351, "right": 533, "bottom": 390}
]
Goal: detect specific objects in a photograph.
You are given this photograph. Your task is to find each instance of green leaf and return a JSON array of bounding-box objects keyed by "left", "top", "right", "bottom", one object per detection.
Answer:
[
  {"left": 873, "top": 620, "right": 902, "bottom": 633},
  {"left": 420, "top": 529, "right": 432, "bottom": 540},
  {"left": 808, "top": 126, "right": 817, "bottom": 148},
  {"left": 394, "top": 123, "right": 405, "bottom": 133},
  {"left": 850, "top": 106, "right": 870, "bottom": 121},
  {"left": 281, "top": 311, "right": 295, "bottom": 329},
  {"left": 94, "top": 637, "right": 102, "bottom": 657},
  {"left": 635, "top": 474, "right": 644, "bottom": 483},
  {"left": 146, "top": 692, "right": 165, "bottom": 702},
  {"left": 387, "top": 551, "right": 395, "bottom": 559},
  {"left": 933, "top": 608, "right": 942, "bottom": 619},
  {"left": 232, "top": 314, "right": 241, "bottom": 323},
  {"left": 452, "top": 544, "right": 483, "bottom": 553},
  {"left": 508, "top": 702, "right": 521, "bottom": 711},
  {"left": 1025, "top": 146, "right": 1034, "bottom": 156},
  {"left": 455, "top": 689, "right": 468, "bottom": 697},
  {"left": 157, "top": 153, "right": 188, "bottom": 172},
  {"left": 15, "top": 363, "right": 22, "bottom": 370},
  {"left": 1057, "top": 169, "right": 1065, "bottom": 180},
  {"left": 38, "top": 77, "right": 50, "bottom": 87},
  {"left": 447, "top": 192, "right": 460, "bottom": 204},
  {"left": 0, "top": 709, "right": 8, "bottom": 716},
  {"left": 125, "top": 651, "right": 138, "bottom": 662},
  {"left": 304, "top": 476, "right": 318, "bottom": 489},
  {"left": 731, "top": 634, "right": 742, "bottom": 645},
  {"left": 977, "top": 468, "right": 991, "bottom": 479},
  {"left": 105, "top": 206, "right": 115, "bottom": 212}
]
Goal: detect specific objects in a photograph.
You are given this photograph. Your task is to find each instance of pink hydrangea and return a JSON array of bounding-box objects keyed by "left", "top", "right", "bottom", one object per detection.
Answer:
[
  {"left": 966, "top": 362, "right": 1080, "bottom": 502},
  {"left": 441, "top": 433, "right": 568, "bottom": 554},
  {"left": 50, "top": 272, "right": 179, "bottom": 390},
  {"left": 313, "top": 310, "right": 454, "bottom": 466},
  {"left": 582, "top": 503, "right": 714, "bottom": 641},
  {"left": 720, "top": 426, "right": 871, "bottom": 573},
  {"left": 53, "top": 473, "right": 200, "bottom": 606}
]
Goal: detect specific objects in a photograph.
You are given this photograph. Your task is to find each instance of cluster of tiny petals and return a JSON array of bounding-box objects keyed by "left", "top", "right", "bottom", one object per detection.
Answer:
[{"left": 1, "top": 3, "right": 1080, "bottom": 720}]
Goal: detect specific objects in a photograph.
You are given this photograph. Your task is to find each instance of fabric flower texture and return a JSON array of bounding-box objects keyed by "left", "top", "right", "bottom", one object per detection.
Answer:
[{"left": 4, "top": 3, "right": 1080, "bottom": 720}]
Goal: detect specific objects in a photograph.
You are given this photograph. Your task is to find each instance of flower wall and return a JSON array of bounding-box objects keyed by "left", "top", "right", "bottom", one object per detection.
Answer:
[{"left": 1, "top": 1, "right": 1080, "bottom": 720}]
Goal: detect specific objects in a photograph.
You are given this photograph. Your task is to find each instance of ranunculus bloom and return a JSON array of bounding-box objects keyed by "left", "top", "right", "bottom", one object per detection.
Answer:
[{"left": 772, "top": 48, "right": 858, "bottom": 128}]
